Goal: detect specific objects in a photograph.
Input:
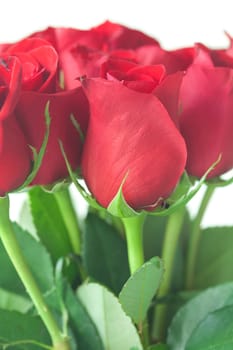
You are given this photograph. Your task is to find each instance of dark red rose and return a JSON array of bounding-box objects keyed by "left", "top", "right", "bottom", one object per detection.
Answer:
[
  {"left": 179, "top": 48, "right": 233, "bottom": 177},
  {"left": 5, "top": 37, "right": 89, "bottom": 186},
  {"left": 0, "top": 56, "right": 31, "bottom": 195},
  {"left": 81, "top": 78, "right": 187, "bottom": 211}
]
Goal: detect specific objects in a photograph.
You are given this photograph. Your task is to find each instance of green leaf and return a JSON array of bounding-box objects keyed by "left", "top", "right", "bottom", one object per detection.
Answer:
[
  {"left": 77, "top": 282, "right": 143, "bottom": 350},
  {"left": 119, "top": 257, "right": 164, "bottom": 323},
  {"left": 62, "top": 282, "right": 104, "bottom": 350},
  {"left": 0, "top": 309, "right": 50, "bottom": 349},
  {"left": 186, "top": 305, "right": 233, "bottom": 350},
  {"left": 0, "top": 288, "right": 31, "bottom": 313},
  {"left": 18, "top": 199, "right": 37, "bottom": 238},
  {"left": 147, "top": 345, "right": 168, "bottom": 350},
  {"left": 29, "top": 187, "right": 72, "bottom": 263},
  {"left": 194, "top": 227, "right": 233, "bottom": 288},
  {"left": 83, "top": 213, "right": 130, "bottom": 294},
  {"left": 143, "top": 215, "right": 168, "bottom": 260},
  {"left": 0, "top": 223, "right": 54, "bottom": 296},
  {"left": 167, "top": 282, "right": 233, "bottom": 350}
]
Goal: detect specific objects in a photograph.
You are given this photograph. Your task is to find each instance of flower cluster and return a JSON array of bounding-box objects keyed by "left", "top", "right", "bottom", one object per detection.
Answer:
[{"left": 1, "top": 21, "right": 233, "bottom": 209}]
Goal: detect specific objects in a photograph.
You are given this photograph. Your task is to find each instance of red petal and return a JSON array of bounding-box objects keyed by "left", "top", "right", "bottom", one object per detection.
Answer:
[
  {"left": 81, "top": 78, "right": 187, "bottom": 210},
  {"left": 180, "top": 63, "right": 233, "bottom": 177},
  {"left": 154, "top": 71, "right": 184, "bottom": 125},
  {"left": 16, "top": 87, "right": 89, "bottom": 185},
  {"left": 0, "top": 116, "right": 31, "bottom": 195}
]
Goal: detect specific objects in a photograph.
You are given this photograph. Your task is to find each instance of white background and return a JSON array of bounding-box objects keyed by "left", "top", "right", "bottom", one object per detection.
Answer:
[{"left": 3, "top": 0, "right": 233, "bottom": 227}]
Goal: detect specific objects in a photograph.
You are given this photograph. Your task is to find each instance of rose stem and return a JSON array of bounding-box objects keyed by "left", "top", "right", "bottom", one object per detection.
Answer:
[
  {"left": 152, "top": 207, "right": 185, "bottom": 341},
  {"left": 54, "top": 187, "right": 81, "bottom": 255},
  {"left": 122, "top": 214, "right": 150, "bottom": 347},
  {"left": 185, "top": 184, "right": 215, "bottom": 289},
  {"left": 0, "top": 196, "right": 71, "bottom": 350},
  {"left": 122, "top": 214, "right": 145, "bottom": 274}
]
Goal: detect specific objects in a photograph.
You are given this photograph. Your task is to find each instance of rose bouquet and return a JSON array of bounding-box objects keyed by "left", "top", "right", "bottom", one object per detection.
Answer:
[{"left": 0, "top": 21, "right": 232, "bottom": 350}]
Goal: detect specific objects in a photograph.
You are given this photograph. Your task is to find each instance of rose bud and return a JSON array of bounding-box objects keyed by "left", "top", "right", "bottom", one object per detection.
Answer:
[
  {"left": 81, "top": 78, "right": 187, "bottom": 211},
  {"left": 179, "top": 48, "right": 233, "bottom": 178},
  {"left": 0, "top": 56, "right": 31, "bottom": 195}
]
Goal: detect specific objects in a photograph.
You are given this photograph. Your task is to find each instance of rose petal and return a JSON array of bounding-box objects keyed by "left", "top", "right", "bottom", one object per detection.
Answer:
[
  {"left": 81, "top": 78, "right": 187, "bottom": 210},
  {"left": 180, "top": 62, "right": 233, "bottom": 177}
]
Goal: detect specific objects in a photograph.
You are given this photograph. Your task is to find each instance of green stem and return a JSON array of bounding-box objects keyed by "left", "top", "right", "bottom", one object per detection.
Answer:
[
  {"left": 153, "top": 208, "right": 186, "bottom": 341},
  {"left": 0, "top": 196, "right": 70, "bottom": 350},
  {"left": 122, "top": 215, "right": 145, "bottom": 274},
  {"left": 185, "top": 185, "right": 215, "bottom": 289},
  {"left": 54, "top": 188, "right": 81, "bottom": 255},
  {"left": 122, "top": 214, "right": 149, "bottom": 348}
]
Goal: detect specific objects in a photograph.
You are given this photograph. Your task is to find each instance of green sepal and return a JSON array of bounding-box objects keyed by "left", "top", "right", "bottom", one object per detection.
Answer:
[
  {"left": 70, "top": 113, "right": 85, "bottom": 143},
  {"left": 14, "top": 101, "right": 51, "bottom": 193},
  {"left": 60, "top": 141, "right": 138, "bottom": 218},
  {"left": 41, "top": 179, "right": 70, "bottom": 194},
  {"left": 60, "top": 143, "right": 221, "bottom": 218},
  {"left": 147, "top": 156, "right": 221, "bottom": 217},
  {"left": 59, "top": 141, "right": 105, "bottom": 213},
  {"left": 207, "top": 174, "right": 233, "bottom": 187},
  {"left": 107, "top": 174, "right": 139, "bottom": 218},
  {"left": 168, "top": 171, "right": 193, "bottom": 203}
]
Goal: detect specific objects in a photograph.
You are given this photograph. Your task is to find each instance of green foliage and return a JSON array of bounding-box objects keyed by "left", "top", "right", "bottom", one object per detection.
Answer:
[
  {"left": 194, "top": 227, "right": 233, "bottom": 288},
  {"left": 0, "top": 309, "right": 50, "bottom": 349},
  {"left": 0, "top": 223, "right": 54, "bottom": 296},
  {"left": 167, "top": 282, "right": 233, "bottom": 350},
  {"left": 83, "top": 212, "right": 130, "bottom": 294},
  {"left": 0, "top": 288, "right": 31, "bottom": 313},
  {"left": 147, "top": 345, "right": 168, "bottom": 350},
  {"left": 186, "top": 305, "right": 233, "bottom": 349},
  {"left": 29, "top": 187, "right": 73, "bottom": 263},
  {"left": 143, "top": 211, "right": 191, "bottom": 293},
  {"left": 77, "top": 282, "right": 143, "bottom": 350},
  {"left": 119, "top": 257, "right": 164, "bottom": 323},
  {"left": 62, "top": 282, "right": 104, "bottom": 350}
]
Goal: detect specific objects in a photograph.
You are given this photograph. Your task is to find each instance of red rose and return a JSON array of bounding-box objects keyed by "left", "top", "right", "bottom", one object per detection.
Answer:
[
  {"left": 136, "top": 39, "right": 233, "bottom": 178},
  {"left": 101, "top": 56, "right": 184, "bottom": 124},
  {"left": 0, "top": 56, "right": 31, "bottom": 195},
  {"left": 30, "top": 21, "right": 160, "bottom": 89},
  {"left": 16, "top": 88, "right": 88, "bottom": 185},
  {"left": 4, "top": 37, "right": 88, "bottom": 186},
  {"left": 136, "top": 45, "right": 195, "bottom": 74},
  {"left": 81, "top": 78, "right": 187, "bottom": 211},
  {"left": 179, "top": 48, "right": 233, "bottom": 178},
  {"left": 6, "top": 38, "right": 58, "bottom": 92}
]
